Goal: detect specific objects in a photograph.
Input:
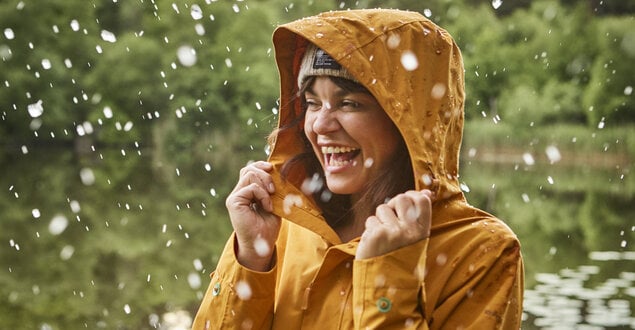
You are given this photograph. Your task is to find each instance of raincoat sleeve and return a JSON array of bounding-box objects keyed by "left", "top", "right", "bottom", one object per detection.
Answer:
[
  {"left": 430, "top": 235, "right": 524, "bottom": 329},
  {"left": 352, "top": 234, "right": 523, "bottom": 329},
  {"left": 192, "top": 233, "right": 276, "bottom": 330},
  {"left": 352, "top": 238, "right": 430, "bottom": 329}
]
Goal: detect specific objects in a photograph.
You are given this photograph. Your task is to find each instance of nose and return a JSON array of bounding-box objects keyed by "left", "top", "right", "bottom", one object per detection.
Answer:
[{"left": 311, "top": 106, "right": 340, "bottom": 134}]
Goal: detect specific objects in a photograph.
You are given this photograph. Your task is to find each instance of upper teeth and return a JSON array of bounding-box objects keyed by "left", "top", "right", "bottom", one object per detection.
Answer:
[{"left": 321, "top": 146, "right": 357, "bottom": 154}]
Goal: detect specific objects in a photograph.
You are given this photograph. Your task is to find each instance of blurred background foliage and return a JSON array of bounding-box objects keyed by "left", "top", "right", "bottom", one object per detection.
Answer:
[{"left": 1, "top": 0, "right": 633, "bottom": 329}]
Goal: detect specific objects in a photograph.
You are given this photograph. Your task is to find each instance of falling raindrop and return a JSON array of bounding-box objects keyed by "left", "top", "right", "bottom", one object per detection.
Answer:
[
  {"left": 79, "top": 168, "right": 96, "bottom": 185},
  {"left": 492, "top": 0, "right": 503, "bottom": 10},
  {"left": 235, "top": 281, "right": 252, "bottom": 300},
  {"left": 625, "top": 86, "right": 633, "bottom": 96},
  {"left": 423, "top": 8, "right": 432, "bottom": 18},
  {"left": 100, "top": 30, "right": 117, "bottom": 43},
  {"left": 103, "top": 106, "right": 113, "bottom": 118},
  {"left": 69, "top": 200, "right": 81, "bottom": 213},
  {"left": 364, "top": 158, "right": 374, "bottom": 168},
  {"left": 49, "top": 215, "right": 69, "bottom": 235},
  {"left": 522, "top": 153, "right": 535, "bottom": 166},
  {"left": 545, "top": 145, "right": 562, "bottom": 164},
  {"left": 27, "top": 100, "right": 44, "bottom": 118},
  {"left": 41, "top": 59, "right": 52, "bottom": 70},
  {"left": 283, "top": 194, "right": 303, "bottom": 214},
  {"left": 521, "top": 194, "right": 530, "bottom": 203},
  {"left": 123, "top": 304, "right": 131, "bottom": 314},
  {"left": 193, "top": 259, "right": 203, "bottom": 271},
  {"left": 70, "top": 19, "right": 80, "bottom": 31},
  {"left": 187, "top": 272, "right": 201, "bottom": 289},
  {"left": 597, "top": 117, "right": 605, "bottom": 129},
  {"left": 60, "top": 245, "right": 75, "bottom": 260},
  {"left": 301, "top": 173, "right": 323, "bottom": 195},
  {"left": 3, "top": 28, "right": 15, "bottom": 40},
  {"left": 547, "top": 176, "right": 554, "bottom": 185},
  {"left": 32, "top": 209, "right": 41, "bottom": 218},
  {"left": 400, "top": 51, "right": 418, "bottom": 71},
  {"left": 253, "top": 236, "right": 271, "bottom": 257},
  {"left": 177, "top": 45, "right": 196, "bottom": 67},
  {"left": 190, "top": 4, "right": 203, "bottom": 20}
]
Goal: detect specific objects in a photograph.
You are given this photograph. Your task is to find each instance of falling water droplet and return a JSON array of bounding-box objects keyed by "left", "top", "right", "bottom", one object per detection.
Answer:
[
  {"left": 522, "top": 153, "right": 535, "bottom": 166},
  {"left": 492, "top": 0, "right": 503, "bottom": 9},
  {"left": 400, "top": 51, "right": 418, "bottom": 71},
  {"left": 3, "top": 28, "right": 15, "bottom": 40},
  {"left": 49, "top": 215, "right": 69, "bottom": 235},
  {"left": 100, "top": 30, "right": 117, "bottom": 43},
  {"left": 177, "top": 45, "right": 197, "bottom": 67},
  {"left": 79, "top": 168, "right": 95, "bottom": 185},
  {"left": 235, "top": 281, "right": 252, "bottom": 300},
  {"left": 253, "top": 236, "right": 271, "bottom": 257},
  {"left": 190, "top": 4, "right": 203, "bottom": 20},
  {"left": 545, "top": 145, "right": 562, "bottom": 164},
  {"left": 28, "top": 100, "right": 44, "bottom": 118},
  {"left": 188, "top": 272, "right": 202, "bottom": 289}
]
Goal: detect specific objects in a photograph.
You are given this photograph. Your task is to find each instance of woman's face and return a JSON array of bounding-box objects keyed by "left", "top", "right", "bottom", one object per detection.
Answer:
[{"left": 303, "top": 76, "right": 402, "bottom": 197}]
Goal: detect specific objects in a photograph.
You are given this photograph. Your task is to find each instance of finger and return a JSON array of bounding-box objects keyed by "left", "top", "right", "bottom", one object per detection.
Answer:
[
  {"left": 230, "top": 182, "right": 274, "bottom": 213},
  {"left": 404, "top": 190, "right": 432, "bottom": 226},
  {"left": 238, "top": 167, "right": 275, "bottom": 193},
  {"left": 391, "top": 194, "right": 419, "bottom": 222},
  {"left": 364, "top": 215, "right": 381, "bottom": 230},
  {"left": 375, "top": 204, "right": 398, "bottom": 224}
]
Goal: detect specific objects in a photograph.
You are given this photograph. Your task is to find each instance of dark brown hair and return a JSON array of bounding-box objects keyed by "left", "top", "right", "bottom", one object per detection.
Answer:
[{"left": 270, "top": 76, "right": 414, "bottom": 228}]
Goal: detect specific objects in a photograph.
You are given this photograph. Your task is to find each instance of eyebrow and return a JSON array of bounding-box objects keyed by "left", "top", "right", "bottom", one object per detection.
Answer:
[{"left": 304, "top": 86, "right": 357, "bottom": 98}]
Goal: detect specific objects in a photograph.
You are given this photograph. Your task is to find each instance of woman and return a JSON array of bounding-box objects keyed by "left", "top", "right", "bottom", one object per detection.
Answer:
[{"left": 194, "top": 9, "right": 523, "bottom": 329}]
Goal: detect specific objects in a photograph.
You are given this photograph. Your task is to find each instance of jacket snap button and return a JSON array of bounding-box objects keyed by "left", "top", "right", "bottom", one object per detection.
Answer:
[
  {"left": 376, "top": 297, "right": 392, "bottom": 313},
  {"left": 212, "top": 282, "right": 221, "bottom": 296}
]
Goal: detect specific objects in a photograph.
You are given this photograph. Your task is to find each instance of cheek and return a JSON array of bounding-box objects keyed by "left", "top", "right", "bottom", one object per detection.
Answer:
[{"left": 303, "top": 115, "right": 318, "bottom": 140}]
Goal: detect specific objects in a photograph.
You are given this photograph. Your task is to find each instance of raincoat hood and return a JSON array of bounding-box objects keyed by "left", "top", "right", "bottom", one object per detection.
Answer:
[{"left": 268, "top": 9, "right": 465, "bottom": 242}]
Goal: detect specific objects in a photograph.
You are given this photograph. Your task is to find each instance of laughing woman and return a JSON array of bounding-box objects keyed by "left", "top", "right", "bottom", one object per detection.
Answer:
[{"left": 193, "top": 9, "right": 524, "bottom": 330}]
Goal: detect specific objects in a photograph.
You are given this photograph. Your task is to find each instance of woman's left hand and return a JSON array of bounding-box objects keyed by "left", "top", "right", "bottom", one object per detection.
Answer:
[{"left": 356, "top": 190, "right": 434, "bottom": 259}]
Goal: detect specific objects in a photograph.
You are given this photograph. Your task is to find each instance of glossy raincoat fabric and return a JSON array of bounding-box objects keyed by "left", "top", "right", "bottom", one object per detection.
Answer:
[{"left": 193, "top": 9, "right": 524, "bottom": 329}]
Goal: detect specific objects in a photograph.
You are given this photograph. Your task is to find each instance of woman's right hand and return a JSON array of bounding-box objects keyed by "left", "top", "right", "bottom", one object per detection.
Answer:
[{"left": 225, "top": 161, "right": 281, "bottom": 271}]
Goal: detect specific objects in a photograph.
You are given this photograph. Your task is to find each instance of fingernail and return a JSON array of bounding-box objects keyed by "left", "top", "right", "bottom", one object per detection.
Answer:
[{"left": 268, "top": 183, "right": 275, "bottom": 192}]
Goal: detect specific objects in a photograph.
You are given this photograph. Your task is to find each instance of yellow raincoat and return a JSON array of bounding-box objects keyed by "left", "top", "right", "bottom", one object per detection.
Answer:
[{"left": 194, "top": 9, "right": 524, "bottom": 329}]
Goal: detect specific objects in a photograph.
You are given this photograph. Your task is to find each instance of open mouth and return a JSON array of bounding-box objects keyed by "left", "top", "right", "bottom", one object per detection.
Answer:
[{"left": 321, "top": 146, "right": 360, "bottom": 168}]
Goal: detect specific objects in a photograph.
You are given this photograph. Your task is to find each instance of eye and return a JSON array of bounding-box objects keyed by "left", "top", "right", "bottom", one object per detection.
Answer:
[
  {"left": 341, "top": 99, "right": 361, "bottom": 109},
  {"left": 304, "top": 98, "right": 321, "bottom": 111}
]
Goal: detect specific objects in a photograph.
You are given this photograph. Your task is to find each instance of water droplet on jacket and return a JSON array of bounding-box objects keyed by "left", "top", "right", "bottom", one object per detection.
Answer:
[
  {"left": 400, "top": 51, "right": 418, "bottom": 71},
  {"left": 386, "top": 34, "right": 400, "bottom": 49},
  {"left": 436, "top": 253, "right": 447, "bottom": 266},
  {"left": 431, "top": 83, "right": 447, "bottom": 99},
  {"left": 236, "top": 281, "right": 253, "bottom": 300}
]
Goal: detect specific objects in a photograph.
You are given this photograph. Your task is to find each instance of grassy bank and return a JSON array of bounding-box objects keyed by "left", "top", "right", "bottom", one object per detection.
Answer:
[{"left": 462, "top": 120, "right": 634, "bottom": 168}]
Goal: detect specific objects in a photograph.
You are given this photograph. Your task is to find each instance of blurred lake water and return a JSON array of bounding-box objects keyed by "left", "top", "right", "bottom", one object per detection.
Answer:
[{"left": 1, "top": 146, "right": 633, "bottom": 329}]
